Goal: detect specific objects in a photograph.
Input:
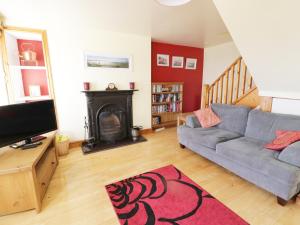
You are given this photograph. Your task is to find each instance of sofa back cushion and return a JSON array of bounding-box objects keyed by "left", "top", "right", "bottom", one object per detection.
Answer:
[
  {"left": 245, "top": 110, "right": 300, "bottom": 142},
  {"left": 211, "top": 104, "right": 251, "bottom": 135}
]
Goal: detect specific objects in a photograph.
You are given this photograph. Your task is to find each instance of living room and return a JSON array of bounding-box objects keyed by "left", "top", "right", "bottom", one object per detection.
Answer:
[{"left": 0, "top": 0, "right": 300, "bottom": 224}]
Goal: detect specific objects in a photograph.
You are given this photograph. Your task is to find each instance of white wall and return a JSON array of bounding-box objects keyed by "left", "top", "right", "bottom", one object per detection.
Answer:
[
  {"left": 272, "top": 98, "right": 300, "bottom": 116},
  {"left": 2, "top": 25, "right": 152, "bottom": 141},
  {"left": 212, "top": 0, "right": 300, "bottom": 99},
  {"left": 48, "top": 27, "right": 152, "bottom": 140},
  {"left": 0, "top": 57, "right": 8, "bottom": 106},
  {"left": 203, "top": 41, "right": 240, "bottom": 84}
]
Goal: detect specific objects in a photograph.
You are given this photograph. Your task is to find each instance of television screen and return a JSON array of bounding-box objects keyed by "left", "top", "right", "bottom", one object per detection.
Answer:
[{"left": 0, "top": 100, "right": 57, "bottom": 148}]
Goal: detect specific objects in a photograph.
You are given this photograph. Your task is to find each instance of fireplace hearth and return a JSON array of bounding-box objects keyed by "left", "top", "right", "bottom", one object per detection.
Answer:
[{"left": 82, "top": 90, "right": 146, "bottom": 154}]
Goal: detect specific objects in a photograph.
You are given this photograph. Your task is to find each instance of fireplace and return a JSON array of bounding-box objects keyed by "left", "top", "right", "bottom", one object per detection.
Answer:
[
  {"left": 98, "top": 104, "right": 126, "bottom": 142},
  {"left": 82, "top": 90, "right": 146, "bottom": 153}
]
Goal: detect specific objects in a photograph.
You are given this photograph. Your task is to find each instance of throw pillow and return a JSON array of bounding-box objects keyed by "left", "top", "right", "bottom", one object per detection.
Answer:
[
  {"left": 194, "top": 107, "right": 221, "bottom": 128},
  {"left": 186, "top": 115, "right": 201, "bottom": 128},
  {"left": 265, "top": 130, "right": 300, "bottom": 151},
  {"left": 278, "top": 141, "right": 300, "bottom": 167},
  {"left": 275, "top": 130, "right": 289, "bottom": 137}
]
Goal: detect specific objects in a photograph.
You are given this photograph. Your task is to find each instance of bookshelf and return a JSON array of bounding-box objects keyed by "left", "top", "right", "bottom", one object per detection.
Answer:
[{"left": 152, "top": 82, "right": 183, "bottom": 129}]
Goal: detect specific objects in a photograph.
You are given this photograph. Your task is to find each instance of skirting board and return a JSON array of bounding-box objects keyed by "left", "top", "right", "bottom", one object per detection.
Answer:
[
  {"left": 69, "top": 141, "right": 82, "bottom": 149},
  {"left": 69, "top": 128, "right": 153, "bottom": 149},
  {"left": 140, "top": 128, "right": 153, "bottom": 135}
]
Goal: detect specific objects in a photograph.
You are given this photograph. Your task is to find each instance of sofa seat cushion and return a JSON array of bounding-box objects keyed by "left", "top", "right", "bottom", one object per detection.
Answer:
[
  {"left": 186, "top": 127, "right": 241, "bottom": 149},
  {"left": 216, "top": 137, "right": 300, "bottom": 185}
]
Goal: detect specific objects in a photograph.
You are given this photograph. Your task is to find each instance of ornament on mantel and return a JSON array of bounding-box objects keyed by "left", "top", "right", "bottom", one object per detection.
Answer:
[
  {"left": 83, "top": 82, "right": 90, "bottom": 91},
  {"left": 106, "top": 83, "right": 118, "bottom": 91}
]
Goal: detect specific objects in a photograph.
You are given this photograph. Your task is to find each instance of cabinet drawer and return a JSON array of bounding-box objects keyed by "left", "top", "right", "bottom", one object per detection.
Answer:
[{"left": 35, "top": 147, "right": 57, "bottom": 198}]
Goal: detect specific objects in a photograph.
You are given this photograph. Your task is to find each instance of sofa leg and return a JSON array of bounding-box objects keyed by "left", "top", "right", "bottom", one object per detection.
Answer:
[
  {"left": 179, "top": 143, "right": 186, "bottom": 149},
  {"left": 277, "top": 196, "right": 288, "bottom": 206}
]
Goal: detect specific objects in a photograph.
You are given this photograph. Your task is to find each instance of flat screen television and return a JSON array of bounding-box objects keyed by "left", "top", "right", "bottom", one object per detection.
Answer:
[{"left": 0, "top": 100, "right": 57, "bottom": 148}]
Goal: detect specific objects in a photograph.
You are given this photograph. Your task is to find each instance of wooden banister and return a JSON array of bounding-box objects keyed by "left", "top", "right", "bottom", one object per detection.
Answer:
[
  {"left": 224, "top": 71, "right": 229, "bottom": 104},
  {"left": 220, "top": 76, "right": 223, "bottom": 104},
  {"left": 230, "top": 65, "right": 235, "bottom": 104},
  {"left": 201, "top": 84, "right": 209, "bottom": 108},
  {"left": 201, "top": 57, "right": 257, "bottom": 109},
  {"left": 242, "top": 62, "right": 247, "bottom": 95}
]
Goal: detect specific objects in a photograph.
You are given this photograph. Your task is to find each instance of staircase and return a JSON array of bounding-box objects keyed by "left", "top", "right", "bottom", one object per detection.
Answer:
[{"left": 201, "top": 57, "right": 267, "bottom": 109}]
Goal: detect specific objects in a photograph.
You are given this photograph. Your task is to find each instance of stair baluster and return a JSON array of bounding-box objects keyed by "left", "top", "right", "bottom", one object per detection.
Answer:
[{"left": 201, "top": 57, "right": 257, "bottom": 109}]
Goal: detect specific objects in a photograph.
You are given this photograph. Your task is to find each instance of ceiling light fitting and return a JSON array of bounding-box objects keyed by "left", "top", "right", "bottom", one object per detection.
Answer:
[{"left": 156, "top": 0, "right": 192, "bottom": 7}]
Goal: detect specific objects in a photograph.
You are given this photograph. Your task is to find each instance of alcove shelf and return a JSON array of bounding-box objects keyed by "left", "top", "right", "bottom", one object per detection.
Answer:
[{"left": 151, "top": 82, "right": 183, "bottom": 129}]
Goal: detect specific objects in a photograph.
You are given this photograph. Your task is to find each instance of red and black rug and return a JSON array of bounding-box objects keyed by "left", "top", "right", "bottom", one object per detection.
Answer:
[{"left": 105, "top": 165, "right": 248, "bottom": 225}]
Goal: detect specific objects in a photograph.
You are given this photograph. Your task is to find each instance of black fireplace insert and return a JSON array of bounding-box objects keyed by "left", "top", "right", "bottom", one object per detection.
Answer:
[{"left": 81, "top": 90, "right": 146, "bottom": 153}]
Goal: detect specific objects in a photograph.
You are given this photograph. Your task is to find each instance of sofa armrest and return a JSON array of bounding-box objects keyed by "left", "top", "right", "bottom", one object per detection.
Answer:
[
  {"left": 186, "top": 115, "right": 201, "bottom": 128},
  {"left": 278, "top": 141, "right": 300, "bottom": 167}
]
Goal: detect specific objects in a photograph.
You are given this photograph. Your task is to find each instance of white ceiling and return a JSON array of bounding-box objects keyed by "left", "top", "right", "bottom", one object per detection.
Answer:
[{"left": 0, "top": 0, "right": 231, "bottom": 48}]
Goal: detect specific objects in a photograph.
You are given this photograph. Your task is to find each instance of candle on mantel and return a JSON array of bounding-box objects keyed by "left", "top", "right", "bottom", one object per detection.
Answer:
[
  {"left": 83, "top": 82, "right": 90, "bottom": 91},
  {"left": 129, "top": 82, "right": 135, "bottom": 90}
]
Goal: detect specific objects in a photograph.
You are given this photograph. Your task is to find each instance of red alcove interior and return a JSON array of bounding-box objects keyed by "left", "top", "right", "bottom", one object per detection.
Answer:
[
  {"left": 152, "top": 42, "right": 204, "bottom": 112},
  {"left": 21, "top": 69, "right": 49, "bottom": 96},
  {"left": 17, "top": 39, "right": 49, "bottom": 96}
]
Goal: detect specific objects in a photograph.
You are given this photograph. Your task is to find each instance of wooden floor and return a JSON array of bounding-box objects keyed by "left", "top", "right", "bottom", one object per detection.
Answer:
[{"left": 1, "top": 127, "right": 300, "bottom": 225}]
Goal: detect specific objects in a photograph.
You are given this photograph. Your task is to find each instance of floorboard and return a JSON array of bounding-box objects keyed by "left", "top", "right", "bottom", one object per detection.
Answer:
[{"left": 1, "top": 128, "right": 299, "bottom": 225}]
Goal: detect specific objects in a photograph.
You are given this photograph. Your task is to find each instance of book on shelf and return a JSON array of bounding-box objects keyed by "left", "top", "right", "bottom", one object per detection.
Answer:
[
  {"left": 152, "top": 84, "right": 181, "bottom": 93},
  {"left": 152, "top": 93, "right": 180, "bottom": 103},
  {"left": 151, "top": 82, "right": 183, "bottom": 128},
  {"left": 152, "top": 102, "right": 181, "bottom": 114},
  {"left": 152, "top": 115, "right": 161, "bottom": 125}
]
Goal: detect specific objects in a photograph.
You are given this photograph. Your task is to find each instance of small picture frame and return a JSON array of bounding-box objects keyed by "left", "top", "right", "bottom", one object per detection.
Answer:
[
  {"left": 157, "top": 54, "right": 169, "bottom": 67},
  {"left": 185, "top": 58, "right": 197, "bottom": 70},
  {"left": 172, "top": 56, "right": 184, "bottom": 68}
]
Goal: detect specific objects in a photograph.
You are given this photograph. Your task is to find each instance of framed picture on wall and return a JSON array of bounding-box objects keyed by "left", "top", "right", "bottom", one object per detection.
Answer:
[
  {"left": 84, "top": 52, "right": 132, "bottom": 70},
  {"left": 185, "top": 58, "right": 197, "bottom": 70},
  {"left": 157, "top": 54, "right": 169, "bottom": 67},
  {"left": 172, "top": 56, "right": 184, "bottom": 68}
]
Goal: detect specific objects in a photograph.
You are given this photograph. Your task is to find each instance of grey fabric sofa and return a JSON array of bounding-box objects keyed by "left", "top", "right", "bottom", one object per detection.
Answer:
[{"left": 177, "top": 104, "right": 300, "bottom": 205}]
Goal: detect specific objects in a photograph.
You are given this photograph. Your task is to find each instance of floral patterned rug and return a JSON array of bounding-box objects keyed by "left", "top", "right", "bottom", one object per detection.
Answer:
[{"left": 106, "top": 165, "right": 248, "bottom": 225}]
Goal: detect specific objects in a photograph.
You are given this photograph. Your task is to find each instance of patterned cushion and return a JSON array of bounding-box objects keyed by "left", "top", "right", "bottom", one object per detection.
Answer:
[
  {"left": 265, "top": 130, "right": 300, "bottom": 151},
  {"left": 194, "top": 107, "right": 221, "bottom": 128}
]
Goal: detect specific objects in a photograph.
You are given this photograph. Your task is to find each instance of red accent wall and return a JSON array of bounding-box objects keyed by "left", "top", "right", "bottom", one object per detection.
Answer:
[
  {"left": 21, "top": 69, "right": 49, "bottom": 96},
  {"left": 17, "top": 39, "right": 45, "bottom": 66},
  {"left": 17, "top": 39, "right": 48, "bottom": 96},
  {"left": 152, "top": 42, "right": 204, "bottom": 112}
]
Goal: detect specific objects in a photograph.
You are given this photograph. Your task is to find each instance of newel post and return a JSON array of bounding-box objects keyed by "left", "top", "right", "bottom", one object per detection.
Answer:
[
  {"left": 201, "top": 84, "right": 209, "bottom": 109},
  {"left": 260, "top": 96, "right": 273, "bottom": 112}
]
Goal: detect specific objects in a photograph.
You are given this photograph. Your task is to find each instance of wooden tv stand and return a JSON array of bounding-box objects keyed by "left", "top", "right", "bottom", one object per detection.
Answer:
[{"left": 0, "top": 132, "right": 58, "bottom": 216}]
